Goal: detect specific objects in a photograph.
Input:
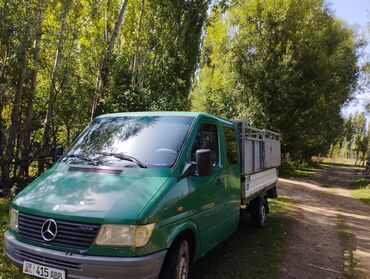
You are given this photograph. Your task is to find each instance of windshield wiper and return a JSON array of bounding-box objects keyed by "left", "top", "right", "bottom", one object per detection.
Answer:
[
  {"left": 63, "top": 154, "right": 97, "bottom": 165},
  {"left": 96, "top": 152, "right": 147, "bottom": 168}
]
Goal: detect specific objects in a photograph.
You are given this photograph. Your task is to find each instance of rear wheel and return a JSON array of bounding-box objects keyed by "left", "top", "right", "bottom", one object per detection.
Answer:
[
  {"left": 250, "top": 197, "right": 268, "bottom": 227},
  {"left": 160, "top": 239, "right": 190, "bottom": 279}
]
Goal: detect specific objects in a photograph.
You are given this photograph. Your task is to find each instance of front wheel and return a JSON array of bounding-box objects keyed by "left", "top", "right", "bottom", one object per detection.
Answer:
[{"left": 160, "top": 239, "right": 190, "bottom": 279}]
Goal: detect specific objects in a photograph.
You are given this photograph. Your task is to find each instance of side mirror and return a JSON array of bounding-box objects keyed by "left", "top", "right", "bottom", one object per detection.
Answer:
[
  {"left": 54, "top": 145, "right": 64, "bottom": 162},
  {"left": 196, "top": 149, "right": 213, "bottom": 176}
]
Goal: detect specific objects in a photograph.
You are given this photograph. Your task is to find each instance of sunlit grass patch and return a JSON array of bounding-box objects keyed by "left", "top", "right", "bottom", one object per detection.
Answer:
[
  {"left": 337, "top": 214, "right": 364, "bottom": 279},
  {"left": 279, "top": 161, "right": 320, "bottom": 178},
  {"left": 349, "top": 179, "right": 370, "bottom": 206}
]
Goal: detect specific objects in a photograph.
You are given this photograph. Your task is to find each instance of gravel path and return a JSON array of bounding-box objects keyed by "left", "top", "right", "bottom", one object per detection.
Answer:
[{"left": 278, "top": 165, "right": 370, "bottom": 279}]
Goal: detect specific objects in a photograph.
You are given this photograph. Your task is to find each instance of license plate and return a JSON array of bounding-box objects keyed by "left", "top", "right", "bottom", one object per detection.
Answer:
[{"left": 23, "top": 261, "right": 65, "bottom": 279}]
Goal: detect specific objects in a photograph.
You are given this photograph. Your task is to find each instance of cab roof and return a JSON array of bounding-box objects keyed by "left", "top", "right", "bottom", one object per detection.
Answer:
[{"left": 96, "top": 111, "right": 235, "bottom": 126}]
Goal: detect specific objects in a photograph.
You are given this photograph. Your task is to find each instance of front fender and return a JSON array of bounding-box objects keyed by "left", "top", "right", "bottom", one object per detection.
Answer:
[
  {"left": 137, "top": 177, "right": 202, "bottom": 260},
  {"left": 165, "top": 220, "right": 201, "bottom": 261}
]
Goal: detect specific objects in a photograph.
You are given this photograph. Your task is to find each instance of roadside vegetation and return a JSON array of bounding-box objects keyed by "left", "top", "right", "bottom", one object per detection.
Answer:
[
  {"left": 321, "top": 162, "right": 365, "bottom": 169},
  {"left": 349, "top": 179, "right": 370, "bottom": 206},
  {"left": 191, "top": 196, "right": 293, "bottom": 279},
  {"left": 0, "top": 0, "right": 363, "bottom": 196},
  {"left": 317, "top": 157, "right": 359, "bottom": 167},
  {"left": 328, "top": 113, "right": 369, "bottom": 167},
  {"left": 312, "top": 157, "right": 368, "bottom": 169},
  {"left": 337, "top": 214, "right": 364, "bottom": 279},
  {"left": 0, "top": 198, "right": 25, "bottom": 278},
  {"left": 279, "top": 161, "right": 320, "bottom": 179}
]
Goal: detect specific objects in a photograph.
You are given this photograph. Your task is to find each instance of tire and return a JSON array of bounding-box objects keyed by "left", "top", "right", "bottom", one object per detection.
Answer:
[
  {"left": 250, "top": 197, "right": 268, "bottom": 227},
  {"left": 159, "top": 239, "right": 190, "bottom": 279}
]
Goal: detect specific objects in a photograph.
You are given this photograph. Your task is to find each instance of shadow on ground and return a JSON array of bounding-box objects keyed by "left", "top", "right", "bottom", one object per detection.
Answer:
[{"left": 191, "top": 197, "right": 293, "bottom": 279}]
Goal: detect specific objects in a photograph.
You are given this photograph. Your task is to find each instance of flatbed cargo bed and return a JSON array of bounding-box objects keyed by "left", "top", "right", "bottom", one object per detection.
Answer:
[{"left": 233, "top": 120, "right": 281, "bottom": 202}]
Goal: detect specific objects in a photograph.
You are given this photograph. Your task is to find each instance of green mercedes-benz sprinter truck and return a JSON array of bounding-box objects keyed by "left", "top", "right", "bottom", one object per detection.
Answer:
[{"left": 4, "top": 112, "right": 280, "bottom": 279}]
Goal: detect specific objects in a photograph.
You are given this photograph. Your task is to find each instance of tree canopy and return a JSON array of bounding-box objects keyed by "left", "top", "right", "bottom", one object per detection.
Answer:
[
  {"left": 0, "top": 0, "right": 208, "bottom": 189},
  {"left": 192, "top": 0, "right": 361, "bottom": 160},
  {"left": 0, "top": 0, "right": 365, "bottom": 191}
]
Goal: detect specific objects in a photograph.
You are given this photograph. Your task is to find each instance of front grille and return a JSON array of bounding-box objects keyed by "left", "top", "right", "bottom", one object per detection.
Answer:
[
  {"left": 18, "top": 212, "right": 100, "bottom": 250},
  {"left": 15, "top": 249, "right": 81, "bottom": 270}
]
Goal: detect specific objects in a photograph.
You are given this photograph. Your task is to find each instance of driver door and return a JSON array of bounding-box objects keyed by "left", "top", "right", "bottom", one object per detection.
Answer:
[{"left": 187, "top": 121, "right": 225, "bottom": 255}]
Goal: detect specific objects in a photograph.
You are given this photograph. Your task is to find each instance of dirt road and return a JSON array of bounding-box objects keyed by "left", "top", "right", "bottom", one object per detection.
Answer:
[{"left": 278, "top": 165, "right": 370, "bottom": 279}]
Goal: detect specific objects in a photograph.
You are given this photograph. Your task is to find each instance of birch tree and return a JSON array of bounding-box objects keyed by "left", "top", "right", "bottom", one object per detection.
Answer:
[
  {"left": 90, "top": 0, "right": 129, "bottom": 120},
  {"left": 21, "top": 0, "right": 46, "bottom": 176},
  {"left": 4, "top": 2, "right": 31, "bottom": 181}
]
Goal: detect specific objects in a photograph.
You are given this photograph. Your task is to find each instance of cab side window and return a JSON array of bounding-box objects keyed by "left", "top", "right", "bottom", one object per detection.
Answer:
[
  {"left": 224, "top": 127, "right": 238, "bottom": 166},
  {"left": 191, "top": 123, "right": 218, "bottom": 165}
]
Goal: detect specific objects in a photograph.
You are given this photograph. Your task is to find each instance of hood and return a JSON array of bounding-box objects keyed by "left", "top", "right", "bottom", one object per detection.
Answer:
[{"left": 12, "top": 163, "right": 170, "bottom": 224}]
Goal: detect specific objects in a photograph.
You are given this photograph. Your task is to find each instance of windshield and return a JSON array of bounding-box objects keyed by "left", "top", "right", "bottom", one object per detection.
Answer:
[{"left": 62, "top": 115, "right": 194, "bottom": 167}]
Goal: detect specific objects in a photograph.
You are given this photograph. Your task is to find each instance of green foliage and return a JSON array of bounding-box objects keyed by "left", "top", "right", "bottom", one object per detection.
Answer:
[
  {"left": 192, "top": 0, "right": 360, "bottom": 160},
  {"left": 0, "top": 199, "right": 26, "bottom": 278},
  {"left": 0, "top": 0, "right": 209, "bottom": 190},
  {"left": 329, "top": 112, "right": 369, "bottom": 163},
  {"left": 105, "top": 0, "right": 208, "bottom": 113},
  {"left": 0, "top": 0, "right": 365, "bottom": 191}
]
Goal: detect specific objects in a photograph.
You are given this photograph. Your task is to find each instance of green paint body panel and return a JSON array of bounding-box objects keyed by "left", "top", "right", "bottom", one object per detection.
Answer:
[{"left": 10, "top": 112, "right": 241, "bottom": 260}]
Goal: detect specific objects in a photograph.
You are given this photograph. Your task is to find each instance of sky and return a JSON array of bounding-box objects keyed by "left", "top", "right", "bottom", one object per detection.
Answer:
[{"left": 326, "top": 0, "right": 370, "bottom": 117}]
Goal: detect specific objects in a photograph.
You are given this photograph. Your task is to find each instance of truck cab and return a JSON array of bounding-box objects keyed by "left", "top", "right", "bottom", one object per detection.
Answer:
[{"left": 4, "top": 112, "right": 279, "bottom": 279}]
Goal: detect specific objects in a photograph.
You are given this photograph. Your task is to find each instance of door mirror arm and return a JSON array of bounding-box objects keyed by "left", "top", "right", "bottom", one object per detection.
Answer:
[{"left": 181, "top": 162, "right": 196, "bottom": 178}]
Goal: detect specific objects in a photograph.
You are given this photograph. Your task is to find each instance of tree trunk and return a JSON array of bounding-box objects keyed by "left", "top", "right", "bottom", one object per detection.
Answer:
[
  {"left": 14, "top": 125, "right": 23, "bottom": 181},
  {"left": 21, "top": 2, "right": 45, "bottom": 177},
  {"left": 91, "top": 0, "right": 129, "bottom": 121},
  {"left": 131, "top": 0, "right": 145, "bottom": 88},
  {"left": 0, "top": 46, "right": 8, "bottom": 186},
  {"left": 362, "top": 151, "right": 366, "bottom": 166},
  {"left": 0, "top": 0, "right": 11, "bottom": 188},
  {"left": 4, "top": 19, "right": 30, "bottom": 186},
  {"left": 39, "top": 6, "right": 68, "bottom": 174},
  {"left": 104, "top": 0, "right": 112, "bottom": 41}
]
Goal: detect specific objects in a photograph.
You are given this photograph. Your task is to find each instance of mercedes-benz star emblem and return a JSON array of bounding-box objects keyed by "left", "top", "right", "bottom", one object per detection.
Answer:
[{"left": 41, "top": 219, "right": 58, "bottom": 241}]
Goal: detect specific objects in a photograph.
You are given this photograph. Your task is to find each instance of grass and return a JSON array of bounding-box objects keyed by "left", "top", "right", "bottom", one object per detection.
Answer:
[
  {"left": 337, "top": 214, "right": 364, "bottom": 279},
  {"left": 0, "top": 198, "right": 26, "bottom": 279},
  {"left": 320, "top": 162, "right": 365, "bottom": 170},
  {"left": 191, "top": 196, "right": 293, "bottom": 279},
  {"left": 313, "top": 157, "right": 365, "bottom": 169},
  {"left": 321, "top": 162, "right": 356, "bottom": 167},
  {"left": 348, "top": 179, "right": 370, "bottom": 206},
  {"left": 0, "top": 197, "right": 292, "bottom": 279},
  {"left": 279, "top": 161, "right": 320, "bottom": 178}
]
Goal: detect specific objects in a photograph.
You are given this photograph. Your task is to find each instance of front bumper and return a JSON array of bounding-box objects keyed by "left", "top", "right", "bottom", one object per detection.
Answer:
[{"left": 4, "top": 231, "right": 166, "bottom": 279}]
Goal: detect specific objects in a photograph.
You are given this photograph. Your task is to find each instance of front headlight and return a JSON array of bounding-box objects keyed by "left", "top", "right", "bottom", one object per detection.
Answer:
[
  {"left": 9, "top": 208, "right": 18, "bottom": 231},
  {"left": 94, "top": 224, "right": 155, "bottom": 247}
]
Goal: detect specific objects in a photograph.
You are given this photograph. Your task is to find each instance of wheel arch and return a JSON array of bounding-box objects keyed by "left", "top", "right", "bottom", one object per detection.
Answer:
[{"left": 166, "top": 221, "right": 200, "bottom": 262}]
